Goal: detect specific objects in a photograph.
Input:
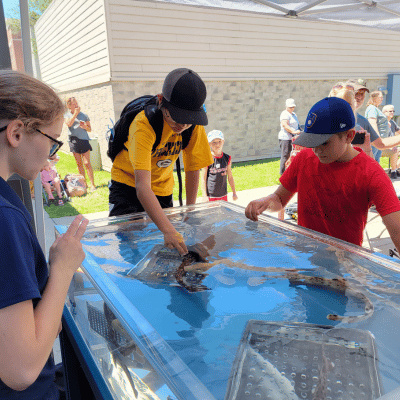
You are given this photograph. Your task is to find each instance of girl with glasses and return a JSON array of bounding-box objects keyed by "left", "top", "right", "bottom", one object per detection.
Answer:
[{"left": 0, "top": 70, "right": 88, "bottom": 399}]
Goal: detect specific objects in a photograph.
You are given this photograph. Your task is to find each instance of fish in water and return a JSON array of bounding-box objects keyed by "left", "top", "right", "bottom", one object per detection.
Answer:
[
  {"left": 179, "top": 257, "right": 374, "bottom": 322},
  {"left": 175, "top": 250, "right": 210, "bottom": 292},
  {"left": 287, "top": 273, "right": 374, "bottom": 323}
]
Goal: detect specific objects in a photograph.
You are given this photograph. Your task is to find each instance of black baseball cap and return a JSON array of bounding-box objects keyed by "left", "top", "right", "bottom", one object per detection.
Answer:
[{"left": 162, "top": 68, "right": 208, "bottom": 126}]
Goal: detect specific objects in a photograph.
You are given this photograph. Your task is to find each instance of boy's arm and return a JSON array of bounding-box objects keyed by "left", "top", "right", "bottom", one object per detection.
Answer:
[
  {"left": 245, "top": 185, "right": 294, "bottom": 221},
  {"left": 227, "top": 162, "right": 238, "bottom": 200},
  {"left": 135, "top": 169, "right": 188, "bottom": 255},
  {"left": 201, "top": 167, "right": 208, "bottom": 201},
  {"left": 185, "top": 170, "right": 200, "bottom": 205},
  {"left": 382, "top": 211, "right": 400, "bottom": 253}
]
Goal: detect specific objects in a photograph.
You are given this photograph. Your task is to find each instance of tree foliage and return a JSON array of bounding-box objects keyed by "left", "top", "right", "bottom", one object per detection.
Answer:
[
  {"left": 5, "top": 0, "right": 53, "bottom": 56},
  {"left": 7, "top": 0, "right": 53, "bottom": 27}
]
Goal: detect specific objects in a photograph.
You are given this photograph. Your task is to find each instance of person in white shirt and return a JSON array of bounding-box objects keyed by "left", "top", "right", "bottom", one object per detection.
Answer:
[{"left": 278, "top": 98, "right": 300, "bottom": 175}]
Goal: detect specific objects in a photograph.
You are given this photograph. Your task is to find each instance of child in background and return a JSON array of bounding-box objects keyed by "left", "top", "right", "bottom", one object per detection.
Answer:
[
  {"left": 41, "top": 159, "right": 64, "bottom": 205},
  {"left": 202, "top": 130, "right": 238, "bottom": 202},
  {"left": 245, "top": 97, "right": 400, "bottom": 251}
]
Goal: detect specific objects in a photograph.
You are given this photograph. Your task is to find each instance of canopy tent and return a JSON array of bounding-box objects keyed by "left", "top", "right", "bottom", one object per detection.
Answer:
[{"left": 155, "top": 0, "right": 400, "bottom": 32}]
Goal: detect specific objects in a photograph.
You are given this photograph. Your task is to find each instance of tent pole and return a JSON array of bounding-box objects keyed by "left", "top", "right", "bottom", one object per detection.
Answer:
[
  {"left": 0, "top": 0, "right": 12, "bottom": 69},
  {"left": 249, "top": 0, "right": 288, "bottom": 14},
  {"left": 20, "top": 0, "right": 47, "bottom": 254},
  {"left": 297, "top": 0, "right": 330, "bottom": 15},
  {"left": 358, "top": 0, "right": 400, "bottom": 17}
]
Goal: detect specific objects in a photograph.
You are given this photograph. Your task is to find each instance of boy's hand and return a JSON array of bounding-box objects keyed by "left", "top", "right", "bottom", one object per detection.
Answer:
[
  {"left": 232, "top": 193, "right": 238, "bottom": 201},
  {"left": 245, "top": 198, "right": 270, "bottom": 221},
  {"left": 164, "top": 230, "right": 188, "bottom": 256},
  {"left": 48, "top": 215, "right": 89, "bottom": 277}
]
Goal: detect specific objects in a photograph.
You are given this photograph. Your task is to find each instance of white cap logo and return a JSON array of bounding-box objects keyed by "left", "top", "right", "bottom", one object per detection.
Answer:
[
  {"left": 157, "top": 159, "right": 172, "bottom": 168},
  {"left": 340, "top": 123, "right": 346, "bottom": 128}
]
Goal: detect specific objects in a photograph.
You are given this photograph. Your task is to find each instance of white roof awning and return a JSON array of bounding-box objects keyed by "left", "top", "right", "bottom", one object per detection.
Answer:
[{"left": 154, "top": 0, "right": 400, "bottom": 31}]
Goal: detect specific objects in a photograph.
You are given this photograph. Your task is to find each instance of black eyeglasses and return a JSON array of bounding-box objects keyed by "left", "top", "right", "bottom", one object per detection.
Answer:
[
  {"left": 0, "top": 124, "right": 63, "bottom": 157},
  {"left": 36, "top": 129, "right": 63, "bottom": 157}
]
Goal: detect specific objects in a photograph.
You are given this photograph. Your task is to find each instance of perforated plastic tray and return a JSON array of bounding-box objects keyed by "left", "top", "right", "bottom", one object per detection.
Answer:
[
  {"left": 127, "top": 245, "right": 182, "bottom": 280},
  {"left": 126, "top": 245, "right": 206, "bottom": 289},
  {"left": 225, "top": 320, "right": 382, "bottom": 400}
]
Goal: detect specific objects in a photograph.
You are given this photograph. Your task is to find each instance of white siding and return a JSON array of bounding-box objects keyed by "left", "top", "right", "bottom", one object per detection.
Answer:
[
  {"left": 106, "top": 0, "right": 400, "bottom": 81},
  {"left": 35, "top": 0, "right": 111, "bottom": 91}
]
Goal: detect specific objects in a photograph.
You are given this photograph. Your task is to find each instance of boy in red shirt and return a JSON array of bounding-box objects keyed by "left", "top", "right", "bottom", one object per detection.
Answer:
[{"left": 246, "top": 97, "right": 400, "bottom": 251}]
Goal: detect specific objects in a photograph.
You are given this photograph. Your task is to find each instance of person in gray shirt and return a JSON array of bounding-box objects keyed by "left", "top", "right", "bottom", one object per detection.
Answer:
[
  {"left": 64, "top": 97, "right": 96, "bottom": 190},
  {"left": 347, "top": 79, "right": 400, "bottom": 179}
]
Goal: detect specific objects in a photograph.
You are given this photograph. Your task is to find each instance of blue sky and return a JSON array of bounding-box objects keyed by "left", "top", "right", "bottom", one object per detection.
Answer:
[{"left": 2, "top": 0, "right": 19, "bottom": 18}]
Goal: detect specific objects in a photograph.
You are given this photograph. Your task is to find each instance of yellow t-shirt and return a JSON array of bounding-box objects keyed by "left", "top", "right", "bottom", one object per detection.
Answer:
[{"left": 111, "top": 110, "right": 213, "bottom": 196}]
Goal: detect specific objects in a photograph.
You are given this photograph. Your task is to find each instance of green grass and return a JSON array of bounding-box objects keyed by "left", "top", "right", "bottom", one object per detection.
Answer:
[
  {"left": 379, "top": 156, "right": 391, "bottom": 170},
  {"left": 44, "top": 152, "right": 280, "bottom": 218},
  {"left": 45, "top": 151, "right": 390, "bottom": 218},
  {"left": 44, "top": 152, "right": 111, "bottom": 218},
  {"left": 171, "top": 157, "right": 281, "bottom": 200}
]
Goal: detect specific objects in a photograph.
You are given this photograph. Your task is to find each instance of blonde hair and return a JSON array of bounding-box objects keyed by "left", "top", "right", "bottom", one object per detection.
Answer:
[
  {"left": 0, "top": 70, "right": 65, "bottom": 131},
  {"left": 65, "top": 96, "right": 76, "bottom": 106},
  {"left": 367, "top": 91, "right": 383, "bottom": 107},
  {"left": 329, "top": 86, "right": 356, "bottom": 114},
  {"left": 329, "top": 82, "right": 346, "bottom": 97}
]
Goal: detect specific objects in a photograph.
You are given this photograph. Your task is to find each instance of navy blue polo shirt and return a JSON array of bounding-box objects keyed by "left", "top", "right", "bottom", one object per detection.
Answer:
[{"left": 0, "top": 177, "right": 58, "bottom": 399}]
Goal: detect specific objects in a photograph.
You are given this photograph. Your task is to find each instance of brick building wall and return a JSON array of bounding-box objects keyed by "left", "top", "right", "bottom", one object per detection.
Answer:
[
  {"left": 58, "top": 78, "right": 387, "bottom": 171},
  {"left": 6, "top": 28, "right": 24, "bottom": 72}
]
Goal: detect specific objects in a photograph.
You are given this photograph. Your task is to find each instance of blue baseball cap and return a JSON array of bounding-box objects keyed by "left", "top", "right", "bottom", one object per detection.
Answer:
[{"left": 294, "top": 97, "right": 355, "bottom": 148}]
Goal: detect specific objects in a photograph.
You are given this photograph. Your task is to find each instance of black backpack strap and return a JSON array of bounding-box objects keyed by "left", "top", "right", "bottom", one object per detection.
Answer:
[
  {"left": 182, "top": 125, "right": 195, "bottom": 150},
  {"left": 144, "top": 105, "right": 164, "bottom": 152},
  {"left": 176, "top": 157, "right": 183, "bottom": 207},
  {"left": 177, "top": 125, "right": 196, "bottom": 207},
  {"left": 144, "top": 105, "right": 185, "bottom": 206}
]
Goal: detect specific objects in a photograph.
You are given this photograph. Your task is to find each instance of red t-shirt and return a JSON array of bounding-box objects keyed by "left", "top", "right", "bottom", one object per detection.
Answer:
[{"left": 280, "top": 148, "right": 400, "bottom": 246}]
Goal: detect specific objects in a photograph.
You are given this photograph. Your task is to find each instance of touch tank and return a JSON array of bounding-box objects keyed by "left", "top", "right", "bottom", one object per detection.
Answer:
[{"left": 56, "top": 201, "right": 400, "bottom": 400}]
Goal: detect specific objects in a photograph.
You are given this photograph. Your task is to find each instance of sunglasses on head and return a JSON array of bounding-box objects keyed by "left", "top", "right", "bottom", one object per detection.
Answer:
[
  {"left": 0, "top": 124, "right": 63, "bottom": 157},
  {"left": 333, "top": 84, "right": 354, "bottom": 91}
]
